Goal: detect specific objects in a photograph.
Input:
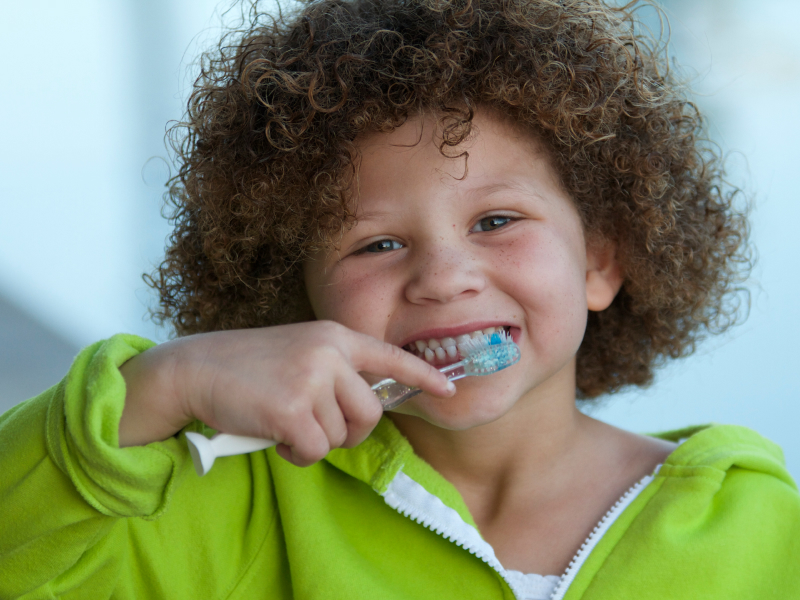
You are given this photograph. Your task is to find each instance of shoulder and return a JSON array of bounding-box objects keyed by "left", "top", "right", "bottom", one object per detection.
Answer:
[
  {"left": 576, "top": 425, "right": 800, "bottom": 597},
  {"left": 657, "top": 423, "right": 796, "bottom": 488},
  {"left": 640, "top": 424, "right": 800, "bottom": 575},
  {"left": 657, "top": 423, "right": 798, "bottom": 505}
]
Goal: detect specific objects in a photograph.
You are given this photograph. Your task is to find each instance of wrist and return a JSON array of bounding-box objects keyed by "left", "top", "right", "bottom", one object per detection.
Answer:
[{"left": 118, "top": 342, "right": 194, "bottom": 447}]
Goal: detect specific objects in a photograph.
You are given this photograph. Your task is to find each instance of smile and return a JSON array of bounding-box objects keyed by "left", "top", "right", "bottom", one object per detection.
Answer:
[{"left": 402, "top": 326, "right": 512, "bottom": 364}]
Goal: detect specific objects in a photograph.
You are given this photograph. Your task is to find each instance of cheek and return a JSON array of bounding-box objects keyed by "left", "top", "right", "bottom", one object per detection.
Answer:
[
  {"left": 494, "top": 230, "right": 588, "bottom": 339},
  {"left": 306, "top": 264, "right": 398, "bottom": 332}
]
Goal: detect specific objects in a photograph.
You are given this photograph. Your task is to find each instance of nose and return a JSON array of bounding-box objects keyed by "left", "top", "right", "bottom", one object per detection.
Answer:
[{"left": 404, "top": 241, "right": 487, "bottom": 305}]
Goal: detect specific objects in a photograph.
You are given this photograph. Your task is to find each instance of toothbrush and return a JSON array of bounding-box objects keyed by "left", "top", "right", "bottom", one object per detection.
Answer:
[{"left": 185, "top": 330, "right": 520, "bottom": 476}]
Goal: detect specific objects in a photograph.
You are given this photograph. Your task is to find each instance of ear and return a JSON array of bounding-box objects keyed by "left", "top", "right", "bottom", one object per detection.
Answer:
[{"left": 585, "top": 238, "right": 623, "bottom": 311}]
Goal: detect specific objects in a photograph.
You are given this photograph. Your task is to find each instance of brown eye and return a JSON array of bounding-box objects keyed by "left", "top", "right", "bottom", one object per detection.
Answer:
[{"left": 473, "top": 216, "right": 512, "bottom": 232}]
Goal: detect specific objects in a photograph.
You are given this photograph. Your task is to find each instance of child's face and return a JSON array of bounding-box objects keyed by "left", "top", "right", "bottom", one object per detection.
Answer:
[{"left": 304, "top": 110, "right": 621, "bottom": 430}]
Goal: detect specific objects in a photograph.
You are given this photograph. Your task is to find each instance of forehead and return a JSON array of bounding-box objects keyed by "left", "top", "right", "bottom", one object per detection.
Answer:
[{"left": 349, "top": 109, "right": 566, "bottom": 216}]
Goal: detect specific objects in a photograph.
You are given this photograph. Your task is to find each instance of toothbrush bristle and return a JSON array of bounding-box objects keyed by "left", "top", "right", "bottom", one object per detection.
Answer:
[
  {"left": 460, "top": 329, "right": 520, "bottom": 376},
  {"left": 459, "top": 328, "right": 509, "bottom": 356}
]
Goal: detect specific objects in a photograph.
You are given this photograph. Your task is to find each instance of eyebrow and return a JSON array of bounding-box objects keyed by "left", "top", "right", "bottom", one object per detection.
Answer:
[
  {"left": 353, "top": 180, "right": 547, "bottom": 222},
  {"left": 353, "top": 209, "right": 393, "bottom": 222},
  {"left": 467, "top": 181, "right": 548, "bottom": 203}
]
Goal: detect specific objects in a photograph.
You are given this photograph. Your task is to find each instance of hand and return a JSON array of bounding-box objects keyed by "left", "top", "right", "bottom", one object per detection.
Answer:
[{"left": 119, "top": 321, "right": 454, "bottom": 466}]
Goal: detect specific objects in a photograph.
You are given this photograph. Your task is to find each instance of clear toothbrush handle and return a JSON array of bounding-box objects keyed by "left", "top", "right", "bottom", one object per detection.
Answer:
[
  {"left": 370, "top": 379, "right": 423, "bottom": 410},
  {"left": 371, "top": 361, "right": 467, "bottom": 410},
  {"left": 439, "top": 362, "right": 468, "bottom": 381}
]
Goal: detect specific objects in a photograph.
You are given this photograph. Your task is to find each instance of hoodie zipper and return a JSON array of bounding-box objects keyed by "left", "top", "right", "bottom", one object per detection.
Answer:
[
  {"left": 547, "top": 468, "right": 659, "bottom": 600},
  {"left": 382, "top": 467, "right": 658, "bottom": 600},
  {"left": 381, "top": 470, "right": 527, "bottom": 598}
]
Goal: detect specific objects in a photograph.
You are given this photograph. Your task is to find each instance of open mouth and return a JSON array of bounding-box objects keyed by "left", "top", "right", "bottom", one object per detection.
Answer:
[{"left": 402, "top": 326, "right": 513, "bottom": 365}]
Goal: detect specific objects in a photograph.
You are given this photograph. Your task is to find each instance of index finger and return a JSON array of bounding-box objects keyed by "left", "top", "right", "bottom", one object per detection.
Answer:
[{"left": 347, "top": 334, "right": 456, "bottom": 398}]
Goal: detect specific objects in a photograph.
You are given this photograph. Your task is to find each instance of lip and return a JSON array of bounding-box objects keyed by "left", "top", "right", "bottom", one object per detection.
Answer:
[{"left": 396, "top": 322, "right": 520, "bottom": 349}]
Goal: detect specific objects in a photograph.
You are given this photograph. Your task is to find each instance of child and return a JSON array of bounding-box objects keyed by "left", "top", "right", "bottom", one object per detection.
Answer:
[{"left": 1, "top": 0, "right": 798, "bottom": 598}]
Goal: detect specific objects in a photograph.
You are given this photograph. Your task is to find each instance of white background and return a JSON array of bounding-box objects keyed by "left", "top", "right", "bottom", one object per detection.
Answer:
[{"left": 1, "top": 0, "right": 798, "bottom": 478}]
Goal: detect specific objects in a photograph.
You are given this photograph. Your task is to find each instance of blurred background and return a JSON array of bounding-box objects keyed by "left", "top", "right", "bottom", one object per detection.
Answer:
[{"left": 1, "top": 0, "right": 797, "bottom": 478}]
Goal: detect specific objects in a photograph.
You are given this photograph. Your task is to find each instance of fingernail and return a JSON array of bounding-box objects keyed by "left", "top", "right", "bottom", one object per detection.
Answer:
[{"left": 446, "top": 381, "right": 456, "bottom": 394}]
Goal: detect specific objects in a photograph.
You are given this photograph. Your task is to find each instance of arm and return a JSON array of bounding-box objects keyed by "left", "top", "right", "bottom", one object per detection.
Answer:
[
  {"left": 0, "top": 335, "right": 194, "bottom": 599},
  {"left": 0, "top": 324, "right": 452, "bottom": 598}
]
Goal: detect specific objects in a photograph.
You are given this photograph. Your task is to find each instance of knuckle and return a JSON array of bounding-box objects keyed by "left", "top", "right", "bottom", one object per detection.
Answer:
[
  {"left": 387, "top": 343, "right": 424, "bottom": 375},
  {"left": 282, "top": 430, "right": 329, "bottom": 466},
  {"left": 286, "top": 450, "right": 312, "bottom": 467},
  {"left": 274, "top": 398, "right": 305, "bottom": 422},
  {"left": 268, "top": 404, "right": 310, "bottom": 440},
  {"left": 316, "top": 320, "right": 346, "bottom": 343},
  {"left": 304, "top": 436, "right": 331, "bottom": 464},
  {"left": 317, "top": 319, "right": 342, "bottom": 333},
  {"left": 292, "top": 368, "right": 325, "bottom": 396},
  {"left": 312, "top": 345, "right": 344, "bottom": 369},
  {"left": 342, "top": 401, "right": 382, "bottom": 448},
  {"left": 341, "top": 433, "right": 363, "bottom": 449},
  {"left": 370, "top": 401, "right": 385, "bottom": 423},
  {"left": 386, "top": 342, "right": 407, "bottom": 362},
  {"left": 304, "top": 343, "right": 345, "bottom": 373},
  {"left": 343, "top": 418, "right": 378, "bottom": 448},
  {"left": 286, "top": 363, "right": 333, "bottom": 399},
  {"left": 331, "top": 425, "right": 348, "bottom": 448},
  {"left": 360, "top": 397, "right": 384, "bottom": 424}
]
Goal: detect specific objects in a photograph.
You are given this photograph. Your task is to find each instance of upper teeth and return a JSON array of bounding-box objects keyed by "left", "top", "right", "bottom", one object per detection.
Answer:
[{"left": 405, "top": 327, "right": 505, "bottom": 363}]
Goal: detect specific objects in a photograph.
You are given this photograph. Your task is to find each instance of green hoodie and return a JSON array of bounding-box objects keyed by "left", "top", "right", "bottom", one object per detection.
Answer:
[{"left": 1, "top": 334, "right": 799, "bottom": 599}]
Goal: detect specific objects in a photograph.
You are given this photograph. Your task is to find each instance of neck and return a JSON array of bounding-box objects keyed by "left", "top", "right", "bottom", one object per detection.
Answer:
[{"left": 388, "top": 364, "right": 591, "bottom": 514}]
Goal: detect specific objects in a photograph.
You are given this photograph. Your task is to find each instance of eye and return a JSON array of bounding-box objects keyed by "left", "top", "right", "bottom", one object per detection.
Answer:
[
  {"left": 471, "top": 215, "right": 514, "bottom": 233},
  {"left": 354, "top": 239, "right": 404, "bottom": 255}
]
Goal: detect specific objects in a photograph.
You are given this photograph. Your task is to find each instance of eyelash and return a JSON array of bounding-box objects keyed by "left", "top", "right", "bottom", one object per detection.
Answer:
[
  {"left": 470, "top": 214, "right": 516, "bottom": 232},
  {"left": 352, "top": 214, "right": 518, "bottom": 255},
  {"left": 352, "top": 239, "right": 403, "bottom": 255}
]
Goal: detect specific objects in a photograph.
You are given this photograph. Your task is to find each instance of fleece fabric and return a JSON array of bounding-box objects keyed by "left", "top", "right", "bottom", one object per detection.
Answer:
[{"left": 1, "top": 334, "right": 799, "bottom": 599}]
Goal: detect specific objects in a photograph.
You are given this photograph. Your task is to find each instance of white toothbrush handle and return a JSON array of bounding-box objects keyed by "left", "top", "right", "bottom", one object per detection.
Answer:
[{"left": 186, "top": 431, "right": 277, "bottom": 477}]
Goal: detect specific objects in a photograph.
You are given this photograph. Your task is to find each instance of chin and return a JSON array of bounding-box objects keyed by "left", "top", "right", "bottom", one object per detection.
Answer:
[{"left": 392, "top": 386, "right": 517, "bottom": 431}]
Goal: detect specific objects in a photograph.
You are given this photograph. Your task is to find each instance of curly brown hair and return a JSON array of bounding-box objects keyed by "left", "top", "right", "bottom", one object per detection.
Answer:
[{"left": 150, "top": 0, "right": 751, "bottom": 398}]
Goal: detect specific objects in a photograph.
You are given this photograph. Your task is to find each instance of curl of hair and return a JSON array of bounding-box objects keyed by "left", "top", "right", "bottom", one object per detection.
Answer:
[{"left": 149, "top": 0, "right": 752, "bottom": 398}]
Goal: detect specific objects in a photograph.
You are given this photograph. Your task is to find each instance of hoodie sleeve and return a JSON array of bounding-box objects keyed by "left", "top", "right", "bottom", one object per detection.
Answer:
[{"left": 0, "top": 334, "right": 196, "bottom": 599}]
